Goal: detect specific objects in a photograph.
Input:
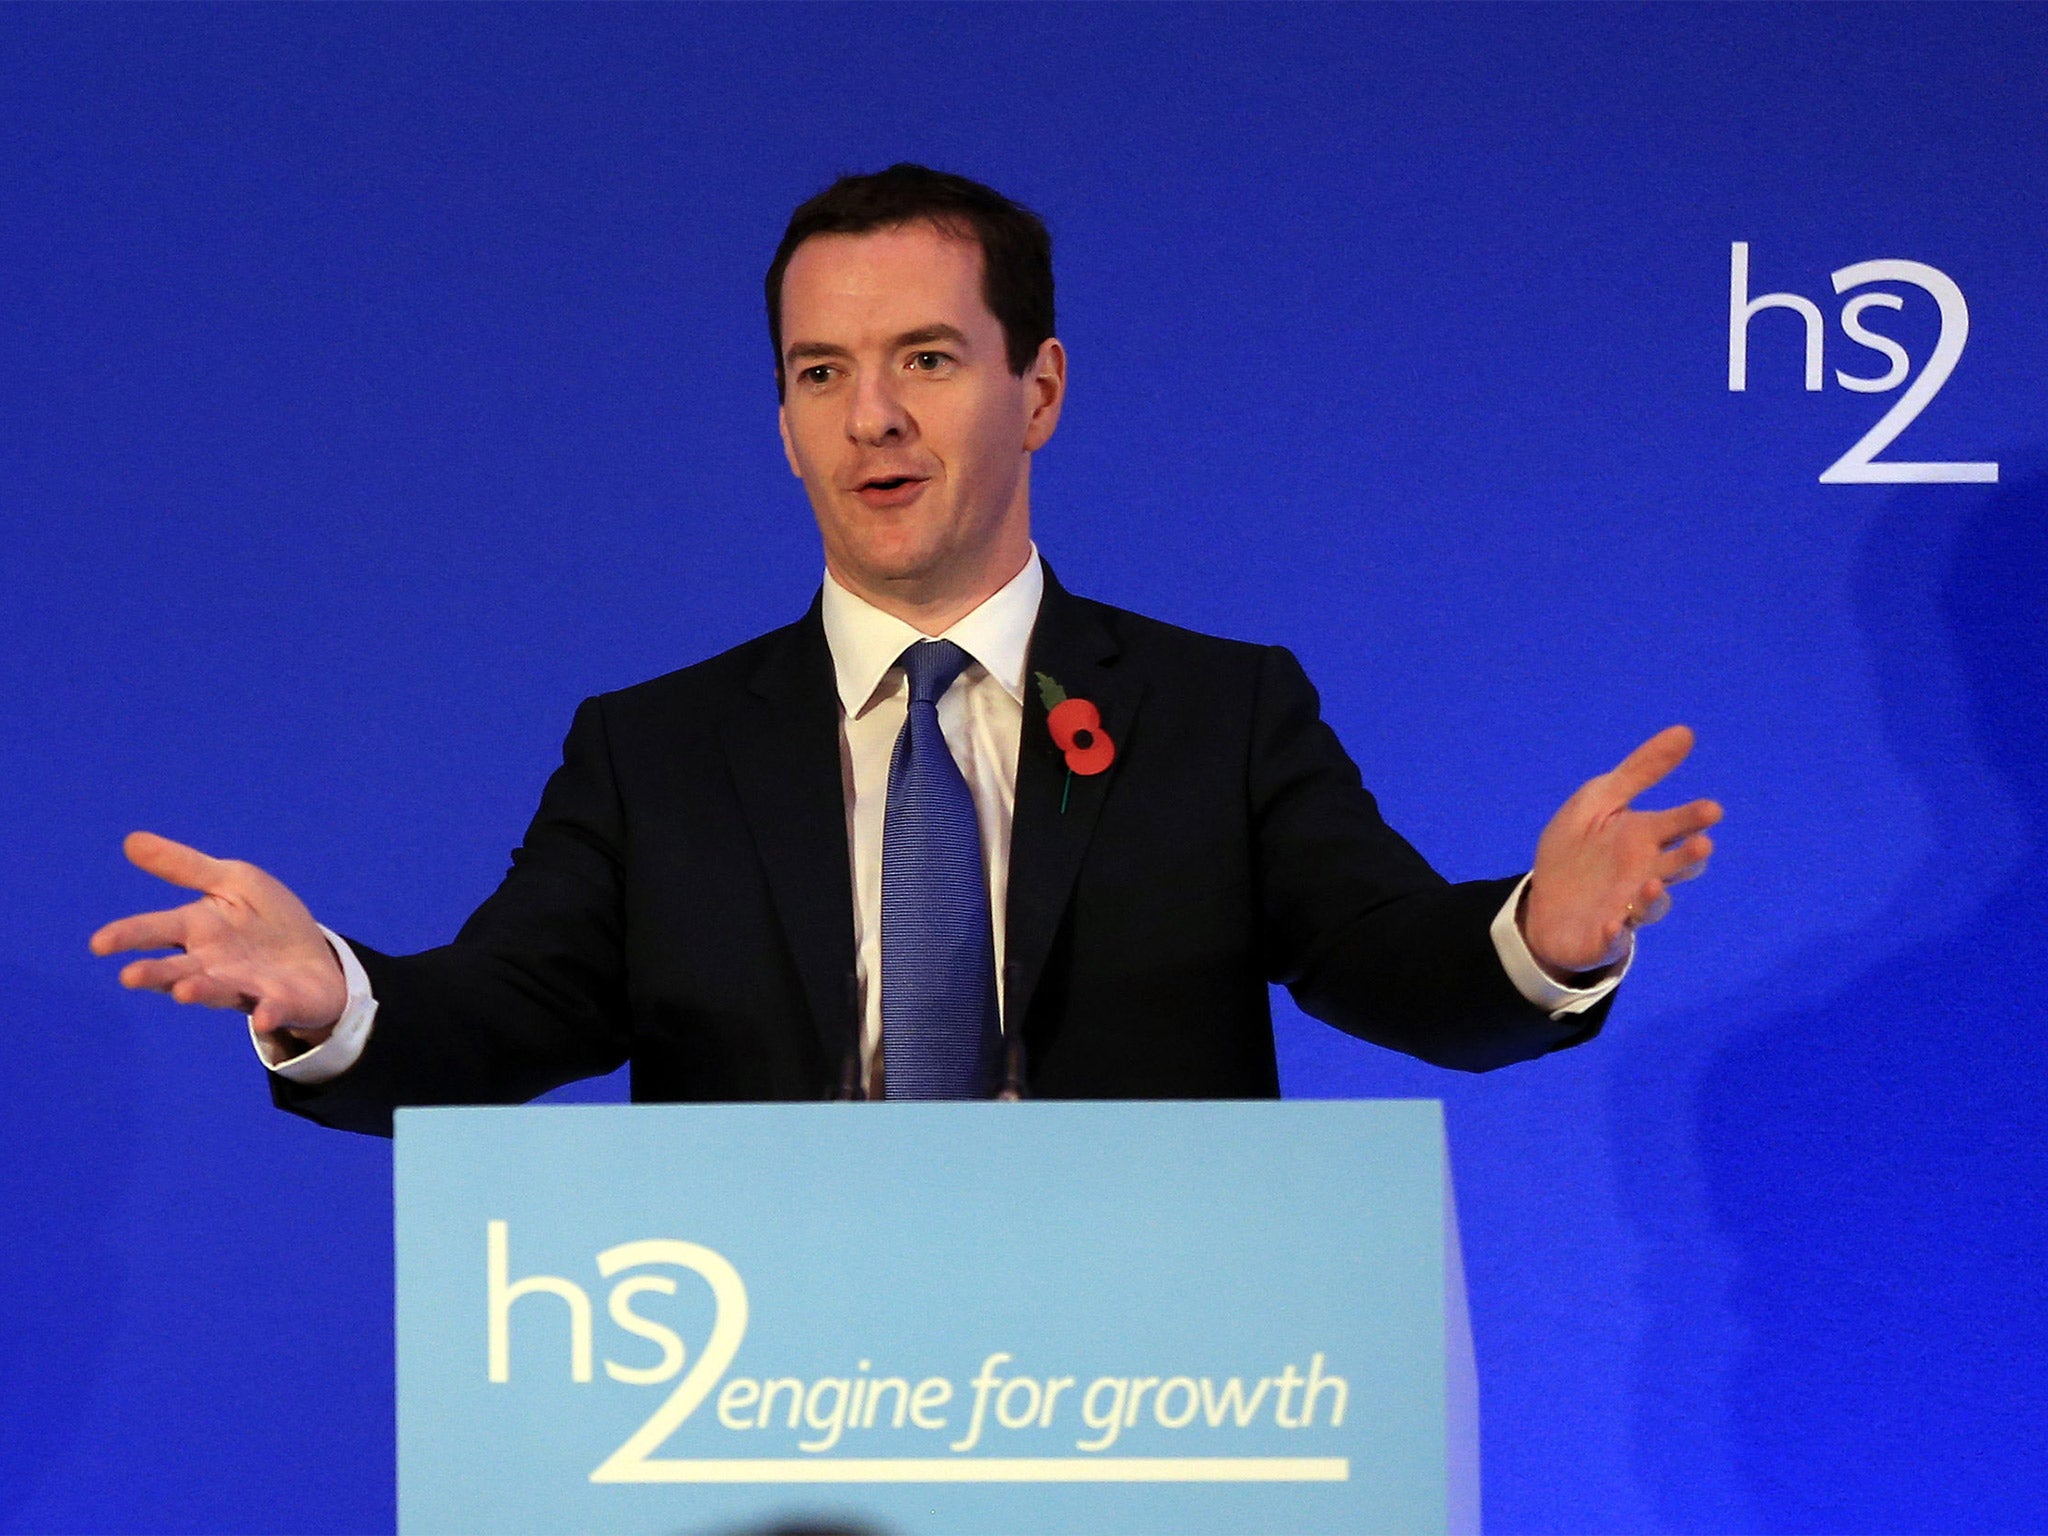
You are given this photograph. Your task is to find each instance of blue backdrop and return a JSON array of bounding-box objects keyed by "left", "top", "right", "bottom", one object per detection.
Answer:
[{"left": 3, "top": 5, "right": 2043, "bottom": 1532}]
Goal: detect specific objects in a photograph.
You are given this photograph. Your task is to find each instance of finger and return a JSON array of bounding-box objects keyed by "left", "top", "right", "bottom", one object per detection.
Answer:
[
  {"left": 1625, "top": 880, "right": 1672, "bottom": 928},
  {"left": 1604, "top": 725, "right": 1696, "bottom": 805},
  {"left": 1655, "top": 834, "right": 1713, "bottom": 884},
  {"left": 249, "top": 1000, "right": 326, "bottom": 1038},
  {"left": 1645, "top": 799, "right": 1723, "bottom": 845},
  {"left": 1595, "top": 915, "right": 1629, "bottom": 962},
  {"left": 122, "top": 831, "right": 228, "bottom": 894},
  {"left": 169, "top": 974, "right": 259, "bottom": 1011},
  {"left": 118, "top": 954, "right": 204, "bottom": 992},
  {"left": 91, "top": 905, "right": 198, "bottom": 956}
]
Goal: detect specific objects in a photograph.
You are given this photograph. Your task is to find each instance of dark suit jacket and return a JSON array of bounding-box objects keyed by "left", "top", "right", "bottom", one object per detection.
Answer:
[{"left": 276, "top": 568, "right": 1608, "bottom": 1136}]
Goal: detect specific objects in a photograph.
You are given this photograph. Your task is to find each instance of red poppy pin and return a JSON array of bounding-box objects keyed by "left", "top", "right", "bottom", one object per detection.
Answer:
[{"left": 1035, "top": 671, "right": 1114, "bottom": 811}]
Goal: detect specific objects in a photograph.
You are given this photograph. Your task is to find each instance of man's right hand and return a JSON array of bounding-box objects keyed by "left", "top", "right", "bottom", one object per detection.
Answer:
[{"left": 90, "top": 832, "right": 348, "bottom": 1044}]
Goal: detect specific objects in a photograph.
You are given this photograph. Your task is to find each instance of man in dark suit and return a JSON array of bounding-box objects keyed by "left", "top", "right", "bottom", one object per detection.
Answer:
[{"left": 91, "top": 166, "right": 1720, "bottom": 1134}]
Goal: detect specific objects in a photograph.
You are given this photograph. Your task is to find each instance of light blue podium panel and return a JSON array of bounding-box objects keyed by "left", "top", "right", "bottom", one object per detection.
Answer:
[{"left": 394, "top": 1100, "right": 1479, "bottom": 1535}]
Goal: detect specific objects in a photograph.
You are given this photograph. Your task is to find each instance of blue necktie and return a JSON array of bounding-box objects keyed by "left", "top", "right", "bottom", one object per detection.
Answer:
[{"left": 881, "top": 639, "right": 1002, "bottom": 1099}]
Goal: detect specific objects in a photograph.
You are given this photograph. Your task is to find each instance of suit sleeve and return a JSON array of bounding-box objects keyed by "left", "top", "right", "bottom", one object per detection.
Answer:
[
  {"left": 271, "top": 696, "right": 634, "bottom": 1136},
  {"left": 1249, "top": 646, "right": 1609, "bottom": 1071}
]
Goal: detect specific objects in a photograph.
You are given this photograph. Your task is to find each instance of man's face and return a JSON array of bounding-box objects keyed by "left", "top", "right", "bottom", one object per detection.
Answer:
[{"left": 776, "top": 222, "right": 1063, "bottom": 611}]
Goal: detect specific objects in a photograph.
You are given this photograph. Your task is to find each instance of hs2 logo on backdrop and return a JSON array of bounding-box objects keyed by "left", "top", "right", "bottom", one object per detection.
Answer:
[{"left": 1728, "top": 242, "right": 1998, "bottom": 485}]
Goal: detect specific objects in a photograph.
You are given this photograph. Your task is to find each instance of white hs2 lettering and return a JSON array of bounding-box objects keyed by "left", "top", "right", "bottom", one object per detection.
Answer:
[{"left": 1728, "top": 242, "right": 1997, "bottom": 484}]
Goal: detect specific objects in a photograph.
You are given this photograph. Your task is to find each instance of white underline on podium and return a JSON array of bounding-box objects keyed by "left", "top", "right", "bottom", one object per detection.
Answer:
[{"left": 590, "top": 1455, "right": 1349, "bottom": 1484}]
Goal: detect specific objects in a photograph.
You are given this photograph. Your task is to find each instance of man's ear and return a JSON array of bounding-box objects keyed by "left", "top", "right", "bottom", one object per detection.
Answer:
[
  {"left": 777, "top": 405, "right": 804, "bottom": 479},
  {"left": 1022, "top": 337, "right": 1067, "bottom": 453}
]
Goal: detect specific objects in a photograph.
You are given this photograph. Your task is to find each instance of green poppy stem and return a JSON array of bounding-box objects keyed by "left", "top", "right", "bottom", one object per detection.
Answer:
[{"left": 1061, "top": 768, "right": 1072, "bottom": 814}]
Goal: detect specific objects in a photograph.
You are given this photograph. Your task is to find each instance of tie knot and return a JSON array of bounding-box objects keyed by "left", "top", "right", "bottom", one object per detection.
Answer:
[{"left": 898, "top": 639, "right": 972, "bottom": 706}]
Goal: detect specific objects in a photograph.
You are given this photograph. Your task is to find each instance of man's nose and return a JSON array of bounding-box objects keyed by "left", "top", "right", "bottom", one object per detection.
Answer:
[{"left": 847, "top": 368, "right": 913, "bottom": 446}]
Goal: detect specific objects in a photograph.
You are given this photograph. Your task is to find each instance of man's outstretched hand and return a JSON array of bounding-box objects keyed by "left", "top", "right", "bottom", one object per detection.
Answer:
[
  {"left": 90, "top": 832, "right": 347, "bottom": 1044},
  {"left": 1522, "top": 725, "right": 1721, "bottom": 980}
]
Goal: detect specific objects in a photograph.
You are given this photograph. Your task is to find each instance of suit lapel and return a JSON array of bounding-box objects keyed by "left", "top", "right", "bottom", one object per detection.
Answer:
[
  {"left": 723, "top": 599, "right": 858, "bottom": 1077},
  {"left": 1004, "top": 568, "right": 1142, "bottom": 1039}
]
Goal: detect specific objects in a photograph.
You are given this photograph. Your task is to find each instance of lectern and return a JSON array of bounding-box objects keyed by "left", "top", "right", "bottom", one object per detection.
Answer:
[{"left": 395, "top": 1100, "right": 1479, "bottom": 1534}]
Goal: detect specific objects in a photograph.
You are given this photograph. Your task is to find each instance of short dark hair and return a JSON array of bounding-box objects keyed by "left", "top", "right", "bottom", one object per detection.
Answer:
[{"left": 765, "top": 163, "right": 1055, "bottom": 396}]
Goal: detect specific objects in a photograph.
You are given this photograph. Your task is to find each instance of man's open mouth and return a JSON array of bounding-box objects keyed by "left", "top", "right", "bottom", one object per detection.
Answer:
[{"left": 852, "top": 474, "right": 931, "bottom": 506}]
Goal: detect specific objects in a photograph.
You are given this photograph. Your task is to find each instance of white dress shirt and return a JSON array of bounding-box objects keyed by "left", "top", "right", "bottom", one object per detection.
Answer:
[
  {"left": 822, "top": 547, "right": 1040, "bottom": 1096},
  {"left": 259, "top": 546, "right": 1621, "bottom": 1087}
]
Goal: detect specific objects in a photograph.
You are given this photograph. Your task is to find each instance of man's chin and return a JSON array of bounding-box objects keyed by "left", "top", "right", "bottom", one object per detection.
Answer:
[
  {"left": 828, "top": 536, "right": 953, "bottom": 594},
  {"left": 820, "top": 510, "right": 1029, "bottom": 608}
]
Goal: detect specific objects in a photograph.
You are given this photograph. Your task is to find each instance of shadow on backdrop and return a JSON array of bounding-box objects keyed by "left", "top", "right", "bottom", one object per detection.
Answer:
[{"left": 1616, "top": 456, "right": 2048, "bottom": 1534}]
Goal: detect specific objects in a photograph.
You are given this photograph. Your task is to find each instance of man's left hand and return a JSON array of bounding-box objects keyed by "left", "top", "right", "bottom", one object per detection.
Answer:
[{"left": 1522, "top": 725, "right": 1721, "bottom": 979}]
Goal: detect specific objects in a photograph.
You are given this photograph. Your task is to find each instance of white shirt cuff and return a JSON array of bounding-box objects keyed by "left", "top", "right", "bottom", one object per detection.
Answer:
[
  {"left": 1490, "top": 873, "right": 1630, "bottom": 1020},
  {"left": 249, "top": 925, "right": 378, "bottom": 1084}
]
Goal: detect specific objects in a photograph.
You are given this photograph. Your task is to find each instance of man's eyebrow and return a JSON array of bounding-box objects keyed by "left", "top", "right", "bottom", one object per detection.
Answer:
[
  {"left": 893, "top": 324, "right": 972, "bottom": 351},
  {"left": 783, "top": 340, "right": 851, "bottom": 366},
  {"left": 783, "top": 325, "right": 974, "bottom": 368}
]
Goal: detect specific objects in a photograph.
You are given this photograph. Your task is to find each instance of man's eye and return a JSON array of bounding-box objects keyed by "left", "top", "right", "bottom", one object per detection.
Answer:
[
  {"left": 799, "top": 365, "right": 836, "bottom": 386},
  {"left": 907, "top": 351, "right": 951, "bottom": 372}
]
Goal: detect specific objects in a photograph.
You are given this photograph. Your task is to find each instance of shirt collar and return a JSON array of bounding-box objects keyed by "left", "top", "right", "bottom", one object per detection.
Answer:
[{"left": 820, "top": 547, "right": 1044, "bottom": 719}]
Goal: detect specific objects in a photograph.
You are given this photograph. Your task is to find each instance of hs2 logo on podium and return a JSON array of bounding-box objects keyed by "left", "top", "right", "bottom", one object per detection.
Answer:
[{"left": 1728, "top": 242, "right": 1998, "bottom": 485}]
